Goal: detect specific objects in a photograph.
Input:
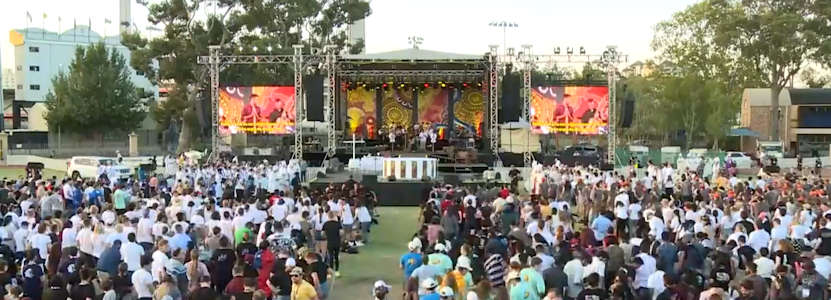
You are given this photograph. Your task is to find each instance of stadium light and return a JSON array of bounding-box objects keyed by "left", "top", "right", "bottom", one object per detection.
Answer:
[{"left": 579, "top": 46, "right": 586, "bottom": 55}]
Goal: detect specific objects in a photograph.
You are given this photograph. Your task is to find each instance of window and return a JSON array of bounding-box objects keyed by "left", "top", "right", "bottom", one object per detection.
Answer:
[
  {"left": 28, "top": 46, "right": 39, "bottom": 53},
  {"left": 16, "top": 85, "right": 22, "bottom": 90},
  {"left": 136, "top": 70, "right": 144, "bottom": 76},
  {"left": 29, "top": 66, "right": 40, "bottom": 72},
  {"left": 15, "top": 65, "right": 22, "bottom": 71},
  {"left": 29, "top": 84, "right": 40, "bottom": 90}
]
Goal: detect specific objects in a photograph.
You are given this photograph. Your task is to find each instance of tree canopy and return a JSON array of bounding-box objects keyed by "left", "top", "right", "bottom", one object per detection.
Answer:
[{"left": 44, "top": 42, "right": 146, "bottom": 134}]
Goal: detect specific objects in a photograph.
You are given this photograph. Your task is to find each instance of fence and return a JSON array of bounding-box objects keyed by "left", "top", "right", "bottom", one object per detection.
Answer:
[
  {"left": 7, "top": 130, "right": 164, "bottom": 158},
  {"left": 613, "top": 148, "right": 727, "bottom": 169}
]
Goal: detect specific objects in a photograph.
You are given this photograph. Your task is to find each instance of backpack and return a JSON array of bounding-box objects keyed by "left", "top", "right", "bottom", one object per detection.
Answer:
[{"left": 252, "top": 250, "right": 264, "bottom": 270}]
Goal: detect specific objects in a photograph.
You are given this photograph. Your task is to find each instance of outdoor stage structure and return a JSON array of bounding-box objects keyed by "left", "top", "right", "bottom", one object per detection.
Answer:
[{"left": 198, "top": 44, "right": 625, "bottom": 167}]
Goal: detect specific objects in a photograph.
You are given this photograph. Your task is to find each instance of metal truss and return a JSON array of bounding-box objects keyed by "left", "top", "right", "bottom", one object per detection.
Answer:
[
  {"left": 292, "top": 46, "right": 305, "bottom": 160},
  {"left": 338, "top": 70, "right": 485, "bottom": 77},
  {"left": 520, "top": 45, "right": 534, "bottom": 167},
  {"left": 487, "top": 46, "right": 500, "bottom": 157},
  {"left": 323, "top": 46, "right": 338, "bottom": 157},
  {"left": 198, "top": 45, "right": 327, "bottom": 161},
  {"left": 599, "top": 47, "right": 624, "bottom": 165}
]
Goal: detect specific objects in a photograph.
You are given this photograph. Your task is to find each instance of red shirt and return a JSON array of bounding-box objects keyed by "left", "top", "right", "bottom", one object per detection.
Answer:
[{"left": 257, "top": 250, "right": 276, "bottom": 295}]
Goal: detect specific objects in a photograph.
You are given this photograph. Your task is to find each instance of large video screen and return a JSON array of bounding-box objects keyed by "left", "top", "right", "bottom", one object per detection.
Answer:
[
  {"left": 454, "top": 88, "right": 485, "bottom": 137},
  {"left": 530, "top": 86, "right": 609, "bottom": 135},
  {"left": 347, "top": 88, "right": 377, "bottom": 138},
  {"left": 219, "top": 86, "right": 295, "bottom": 135}
]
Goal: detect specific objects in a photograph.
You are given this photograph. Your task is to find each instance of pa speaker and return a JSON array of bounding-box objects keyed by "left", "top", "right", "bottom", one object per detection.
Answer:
[
  {"left": 500, "top": 73, "right": 521, "bottom": 122},
  {"left": 306, "top": 74, "right": 325, "bottom": 121},
  {"left": 622, "top": 100, "right": 634, "bottom": 128}
]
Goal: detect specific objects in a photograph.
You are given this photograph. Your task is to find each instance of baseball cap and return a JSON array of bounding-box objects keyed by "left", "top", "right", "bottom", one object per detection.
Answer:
[
  {"left": 373, "top": 280, "right": 391, "bottom": 290},
  {"left": 456, "top": 256, "right": 472, "bottom": 271},
  {"left": 434, "top": 243, "right": 446, "bottom": 252},
  {"left": 421, "top": 278, "right": 438, "bottom": 289},
  {"left": 439, "top": 286, "right": 455, "bottom": 297}
]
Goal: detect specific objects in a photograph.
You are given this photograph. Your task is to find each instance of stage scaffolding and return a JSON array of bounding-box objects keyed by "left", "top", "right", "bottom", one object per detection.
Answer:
[{"left": 199, "top": 45, "right": 623, "bottom": 167}]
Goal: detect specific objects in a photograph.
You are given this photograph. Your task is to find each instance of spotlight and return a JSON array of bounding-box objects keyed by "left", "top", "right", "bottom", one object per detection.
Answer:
[
  {"left": 252, "top": 46, "right": 258, "bottom": 52},
  {"left": 441, "top": 83, "right": 447, "bottom": 88},
  {"left": 477, "top": 82, "right": 482, "bottom": 87},
  {"left": 238, "top": 46, "right": 243, "bottom": 52},
  {"left": 566, "top": 47, "right": 573, "bottom": 55},
  {"left": 399, "top": 83, "right": 406, "bottom": 88},
  {"left": 579, "top": 46, "right": 586, "bottom": 55},
  {"left": 462, "top": 83, "right": 469, "bottom": 88},
  {"left": 554, "top": 47, "right": 560, "bottom": 55},
  {"left": 382, "top": 83, "right": 388, "bottom": 88},
  {"left": 361, "top": 83, "right": 367, "bottom": 88},
  {"left": 424, "top": 83, "right": 430, "bottom": 88},
  {"left": 267, "top": 46, "right": 273, "bottom": 52}
]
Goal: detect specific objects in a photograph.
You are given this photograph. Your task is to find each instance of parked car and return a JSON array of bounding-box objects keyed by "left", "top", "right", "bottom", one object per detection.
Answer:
[
  {"left": 555, "top": 144, "right": 604, "bottom": 167},
  {"left": 726, "top": 151, "right": 754, "bottom": 169},
  {"left": 67, "top": 156, "right": 132, "bottom": 180}
]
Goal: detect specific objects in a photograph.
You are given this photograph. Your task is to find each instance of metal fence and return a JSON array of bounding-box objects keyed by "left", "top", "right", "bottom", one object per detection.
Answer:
[
  {"left": 8, "top": 130, "right": 164, "bottom": 158},
  {"left": 613, "top": 148, "right": 727, "bottom": 168}
]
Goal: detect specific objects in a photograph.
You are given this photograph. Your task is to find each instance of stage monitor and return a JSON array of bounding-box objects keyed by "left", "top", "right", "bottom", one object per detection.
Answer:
[
  {"left": 219, "top": 86, "right": 296, "bottom": 135},
  {"left": 530, "top": 85, "right": 609, "bottom": 135}
]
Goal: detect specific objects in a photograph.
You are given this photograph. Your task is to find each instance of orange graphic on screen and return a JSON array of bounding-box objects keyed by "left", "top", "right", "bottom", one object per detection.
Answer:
[
  {"left": 219, "top": 86, "right": 296, "bottom": 135},
  {"left": 347, "top": 88, "right": 377, "bottom": 138},
  {"left": 530, "top": 86, "right": 609, "bottom": 135}
]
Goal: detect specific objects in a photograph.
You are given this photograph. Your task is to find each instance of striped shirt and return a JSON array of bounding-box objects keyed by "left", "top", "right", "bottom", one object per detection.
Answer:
[{"left": 484, "top": 254, "right": 506, "bottom": 287}]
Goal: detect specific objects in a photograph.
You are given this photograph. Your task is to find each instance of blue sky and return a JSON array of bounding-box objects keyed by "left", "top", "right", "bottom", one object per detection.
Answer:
[{"left": 1, "top": 0, "right": 700, "bottom": 69}]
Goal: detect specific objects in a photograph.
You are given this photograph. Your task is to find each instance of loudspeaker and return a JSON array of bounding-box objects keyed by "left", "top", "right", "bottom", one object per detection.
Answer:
[
  {"left": 500, "top": 73, "right": 521, "bottom": 122},
  {"left": 306, "top": 74, "right": 325, "bottom": 121},
  {"left": 621, "top": 92, "right": 635, "bottom": 128}
]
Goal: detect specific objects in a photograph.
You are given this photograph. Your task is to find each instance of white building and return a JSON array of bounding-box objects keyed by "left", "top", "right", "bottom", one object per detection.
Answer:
[
  {"left": 1, "top": 69, "right": 14, "bottom": 90},
  {"left": 9, "top": 26, "right": 156, "bottom": 103}
]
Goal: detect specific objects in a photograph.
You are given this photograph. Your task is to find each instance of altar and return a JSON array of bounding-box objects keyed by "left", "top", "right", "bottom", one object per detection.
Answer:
[{"left": 382, "top": 157, "right": 438, "bottom": 181}]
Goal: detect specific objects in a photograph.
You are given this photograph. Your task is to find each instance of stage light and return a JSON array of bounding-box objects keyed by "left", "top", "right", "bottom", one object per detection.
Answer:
[
  {"left": 267, "top": 46, "right": 273, "bottom": 52},
  {"left": 566, "top": 47, "right": 573, "bottom": 55},
  {"left": 477, "top": 82, "right": 482, "bottom": 87},
  {"left": 554, "top": 47, "right": 560, "bottom": 54},
  {"left": 463, "top": 83, "right": 469, "bottom": 88},
  {"left": 441, "top": 83, "right": 447, "bottom": 88},
  {"left": 579, "top": 46, "right": 586, "bottom": 55},
  {"left": 361, "top": 83, "right": 367, "bottom": 88},
  {"left": 382, "top": 83, "right": 388, "bottom": 88},
  {"left": 424, "top": 83, "right": 430, "bottom": 88},
  {"left": 399, "top": 83, "right": 406, "bottom": 88},
  {"left": 252, "top": 46, "right": 258, "bottom": 52},
  {"left": 238, "top": 46, "right": 243, "bottom": 52}
]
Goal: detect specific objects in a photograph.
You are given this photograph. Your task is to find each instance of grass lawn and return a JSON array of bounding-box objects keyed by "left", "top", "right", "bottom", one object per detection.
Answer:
[
  {"left": 333, "top": 206, "right": 418, "bottom": 300},
  {"left": 0, "top": 167, "right": 65, "bottom": 180}
]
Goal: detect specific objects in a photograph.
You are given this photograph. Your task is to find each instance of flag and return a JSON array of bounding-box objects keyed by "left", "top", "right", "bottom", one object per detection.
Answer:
[{"left": 26, "top": 11, "right": 32, "bottom": 22}]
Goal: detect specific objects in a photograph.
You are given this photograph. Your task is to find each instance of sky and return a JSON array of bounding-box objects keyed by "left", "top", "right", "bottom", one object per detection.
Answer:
[{"left": 0, "top": 0, "right": 700, "bottom": 70}]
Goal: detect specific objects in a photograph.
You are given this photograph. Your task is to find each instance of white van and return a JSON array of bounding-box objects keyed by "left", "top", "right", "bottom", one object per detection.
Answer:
[{"left": 67, "top": 156, "right": 132, "bottom": 179}]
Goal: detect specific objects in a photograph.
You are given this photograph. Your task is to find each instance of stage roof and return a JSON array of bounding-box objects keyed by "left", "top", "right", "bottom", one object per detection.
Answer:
[{"left": 343, "top": 48, "right": 483, "bottom": 61}]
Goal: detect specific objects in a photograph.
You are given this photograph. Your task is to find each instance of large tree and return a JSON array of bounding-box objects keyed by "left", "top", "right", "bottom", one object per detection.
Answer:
[
  {"left": 123, "top": 0, "right": 370, "bottom": 153},
  {"left": 654, "top": 0, "right": 823, "bottom": 141},
  {"left": 45, "top": 42, "right": 145, "bottom": 134}
]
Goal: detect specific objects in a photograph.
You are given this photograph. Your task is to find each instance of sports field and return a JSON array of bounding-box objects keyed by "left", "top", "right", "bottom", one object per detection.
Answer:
[{"left": 333, "top": 206, "right": 418, "bottom": 299}]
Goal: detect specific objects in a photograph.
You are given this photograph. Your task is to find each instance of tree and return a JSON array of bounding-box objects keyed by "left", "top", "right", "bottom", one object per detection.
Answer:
[
  {"left": 45, "top": 42, "right": 145, "bottom": 134},
  {"left": 123, "top": 0, "right": 370, "bottom": 153},
  {"left": 654, "top": 0, "right": 822, "bottom": 141},
  {"left": 800, "top": 66, "right": 831, "bottom": 88}
]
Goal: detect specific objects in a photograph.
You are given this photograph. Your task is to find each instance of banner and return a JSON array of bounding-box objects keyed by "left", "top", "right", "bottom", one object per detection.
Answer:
[
  {"left": 347, "top": 88, "right": 377, "bottom": 138},
  {"left": 218, "top": 86, "right": 295, "bottom": 135},
  {"left": 453, "top": 88, "right": 485, "bottom": 136},
  {"left": 383, "top": 88, "right": 414, "bottom": 129},
  {"left": 530, "top": 86, "right": 609, "bottom": 135}
]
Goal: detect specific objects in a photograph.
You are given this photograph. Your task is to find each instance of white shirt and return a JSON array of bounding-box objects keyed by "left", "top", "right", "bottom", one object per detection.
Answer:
[
  {"left": 356, "top": 206, "right": 372, "bottom": 223},
  {"left": 132, "top": 268, "right": 155, "bottom": 298},
  {"left": 61, "top": 228, "right": 77, "bottom": 248},
  {"left": 629, "top": 203, "right": 642, "bottom": 220},
  {"left": 29, "top": 233, "right": 51, "bottom": 259},
  {"left": 563, "top": 259, "right": 584, "bottom": 298},
  {"left": 341, "top": 203, "right": 354, "bottom": 224},
  {"left": 813, "top": 256, "right": 831, "bottom": 280},
  {"left": 754, "top": 257, "right": 775, "bottom": 279},
  {"left": 646, "top": 270, "right": 666, "bottom": 300},
  {"left": 271, "top": 203, "right": 288, "bottom": 221},
  {"left": 151, "top": 250, "right": 169, "bottom": 282},
  {"left": 137, "top": 218, "right": 154, "bottom": 244},
  {"left": 76, "top": 228, "right": 93, "bottom": 254},
  {"left": 121, "top": 241, "right": 146, "bottom": 271},
  {"left": 634, "top": 253, "right": 657, "bottom": 289},
  {"left": 747, "top": 229, "right": 770, "bottom": 252},
  {"left": 13, "top": 228, "right": 29, "bottom": 253}
]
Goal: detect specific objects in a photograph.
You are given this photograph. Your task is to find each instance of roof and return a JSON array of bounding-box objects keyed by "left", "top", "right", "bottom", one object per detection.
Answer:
[
  {"left": 787, "top": 88, "right": 831, "bottom": 105},
  {"left": 744, "top": 88, "right": 791, "bottom": 106},
  {"left": 343, "top": 48, "right": 483, "bottom": 61}
]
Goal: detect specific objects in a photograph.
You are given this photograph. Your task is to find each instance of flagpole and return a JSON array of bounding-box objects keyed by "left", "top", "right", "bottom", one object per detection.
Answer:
[
  {"left": 25, "top": 11, "right": 29, "bottom": 36},
  {"left": 73, "top": 18, "right": 77, "bottom": 42}
]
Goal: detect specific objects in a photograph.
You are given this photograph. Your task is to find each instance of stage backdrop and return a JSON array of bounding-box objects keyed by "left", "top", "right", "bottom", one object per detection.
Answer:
[
  {"left": 219, "top": 86, "right": 295, "bottom": 135},
  {"left": 347, "top": 88, "right": 377, "bottom": 138},
  {"left": 530, "top": 86, "right": 609, "bottom": 135},
  {"left": 454, "top": 88, "right": 485, "bottom": 136},
  {"left": 382, "top": 88, "right": 414, "bottom": 129},
  {"left": 418, "top": 88, "right": 449, "bottom": 126}
]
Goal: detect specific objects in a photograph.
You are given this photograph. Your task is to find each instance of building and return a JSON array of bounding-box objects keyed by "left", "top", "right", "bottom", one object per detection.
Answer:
[
  {"left": 8, "top": 26, "right": 156, "bottom": 130},
  {"left": 1, "top": 68, "right": 14, "bottom": 89},
  {"left": 740, "top": 88, "right": 831, "bottom": 156}
]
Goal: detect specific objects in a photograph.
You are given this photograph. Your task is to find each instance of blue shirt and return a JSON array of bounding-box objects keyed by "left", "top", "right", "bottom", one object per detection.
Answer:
[
  {"left": 400, "top": 252, "right": 423, "bottom": 278},
  {"left": 419, "top": 293, "right": 440, "bottom": 300},
  {"left": 510, "top": 281, "right": 541, "bottom": 300},
  {"left": 169, "top": 233, "right": 191, "bottom": 251},
  {"left": 591, "top": 215, "right": 613, "bottom": 241}
]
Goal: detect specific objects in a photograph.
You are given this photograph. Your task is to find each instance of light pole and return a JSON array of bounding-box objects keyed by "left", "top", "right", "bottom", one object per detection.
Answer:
[
  {"left": 408, "top": 36, "right": 423, "bottom": 49},
  {"left": 488, "top": 21, "right": 518, "bottom": 50}
]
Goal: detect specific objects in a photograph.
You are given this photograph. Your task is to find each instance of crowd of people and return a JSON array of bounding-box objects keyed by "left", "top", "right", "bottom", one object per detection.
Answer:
[
  {"left": 0, "top": 156, "right": 380, "bottom": 300},
  {"left": 400, "top": 160, "right": 831, "bottom": 300}
]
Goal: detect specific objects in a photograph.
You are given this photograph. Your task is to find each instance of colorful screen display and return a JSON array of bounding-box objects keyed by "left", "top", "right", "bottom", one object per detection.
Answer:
[
  {"left": 530, "top": 86, "right": 609, "bottom": 135},
  {"left": 418, "top": 88, "right": 449, "bottom": 126},
  {"left": 347, "top": 88, "right": 377, "bottom": 139},
  {"left": 218, "top": 86, "right": 295, "bottom": 135}
]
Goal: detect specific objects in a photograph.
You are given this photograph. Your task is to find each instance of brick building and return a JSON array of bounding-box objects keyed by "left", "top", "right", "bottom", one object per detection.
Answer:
[{"left": 741, "top": 88, "right": 831, "bottom": 156}]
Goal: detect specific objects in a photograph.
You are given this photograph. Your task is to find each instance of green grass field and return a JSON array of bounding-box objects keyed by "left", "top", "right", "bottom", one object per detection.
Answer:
[
  {"left": 0, "top": 167, "right": 65, "bottom": 181},
  {"left": 333, "top": 206, "right": 418, "bottom": 300}
]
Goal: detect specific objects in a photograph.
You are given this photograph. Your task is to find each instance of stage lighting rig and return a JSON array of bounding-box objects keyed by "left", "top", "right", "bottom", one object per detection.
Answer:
[
  {"left": 554, "top": 47, "right": 560, "bottom": 54},
  {"left": 566, "top": 47, "right": 573, "bottom": 55},
  {"left": 579, "top": 46, "right": 586, "bottom": 55}
]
